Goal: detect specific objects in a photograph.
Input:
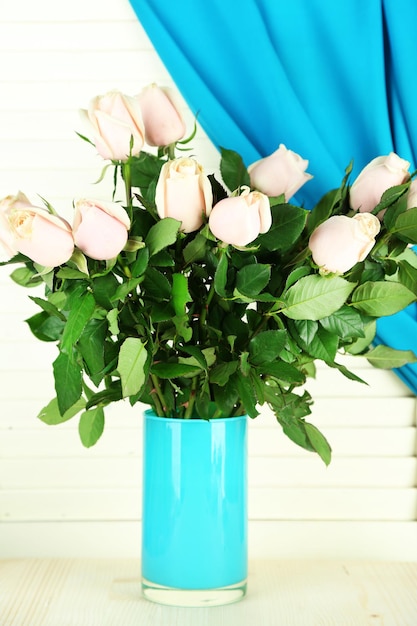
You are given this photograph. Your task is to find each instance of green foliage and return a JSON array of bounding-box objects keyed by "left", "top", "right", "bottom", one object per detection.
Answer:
[{"left": 4, "top": 135, "right": 417, "bottom": 464}]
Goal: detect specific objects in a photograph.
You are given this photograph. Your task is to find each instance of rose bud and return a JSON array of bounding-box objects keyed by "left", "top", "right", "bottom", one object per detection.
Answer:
[
  {"left": 155, "top": 157, "right": 213, "bottom": 233},
  {"left": 248, "top": 144, "right": 313, "bottom": 200},
  {"left": 80, "top": 90, "right": 145, "bottom": 161},
  {"left": 1, "top": 193, "right": 74, "bottom": 267},
  {"left": 73, "top": 198, "right": 130, "bottom": 261},
  {"left": 349, "top": 152, "right": 410, "bottom": 214},
  {"left": 138, "top": 83, "right": 186, "bottom": 147},
  {"left": 309, "top": 213, "right": 381, "bottom": 274},
  {"left": 209, "top": 187, "right": 271, "bottom": 247}
]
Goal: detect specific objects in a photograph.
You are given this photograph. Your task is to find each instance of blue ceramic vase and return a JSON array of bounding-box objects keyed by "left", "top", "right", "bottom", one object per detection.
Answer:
[{"left": 141, "top": 410, "right": 248, "bottom": 607}]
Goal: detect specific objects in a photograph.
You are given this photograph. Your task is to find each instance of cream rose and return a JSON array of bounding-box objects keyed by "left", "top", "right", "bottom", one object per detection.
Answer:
[
  {"left": 73, "top": 198, "right": 130, "bottom": 261},
  {"left": 138, "top": 83, "right": 186, "bottom": 147},
  {"left": 209, "top": 187, "right": 271, "bottom": 247},
  {"left": 309, "top": 213, "right": 381, "bottom": 274},
  {"left": 0, "top": 192, "right": 74, "bottom": 267},
  {"left": 80, "top": 90, "right": 145, "bottom": 161},
  {"left": 349, "top": 152, "right": 410, "bottom": 214},
  {"left": 155, "top": 157, "right": 213, "bottom": 233},
  {"left": 248, "top": 144, "right": 313, "bottom": 200}
]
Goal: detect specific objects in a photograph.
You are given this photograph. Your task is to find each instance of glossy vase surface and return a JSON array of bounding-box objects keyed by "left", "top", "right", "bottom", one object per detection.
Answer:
[{"left": 141, "top": 410, "right": 248, "bottom": 607}]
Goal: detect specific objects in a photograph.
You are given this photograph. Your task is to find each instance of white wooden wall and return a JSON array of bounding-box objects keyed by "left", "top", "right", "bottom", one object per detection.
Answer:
[{"left": 0, "top": 0, "right": 416, "bottom": 561}]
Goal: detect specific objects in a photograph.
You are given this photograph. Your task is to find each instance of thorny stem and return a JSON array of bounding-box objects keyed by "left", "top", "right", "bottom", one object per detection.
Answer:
[
  {"left": 184, "top": 375, "right": 199, "bottom": 418},
  {"left": 150, "top": 374, "right": 166, "bottom": 417},
  {"left": 122, "top": 161, "right": 133, "bottom": 222}
]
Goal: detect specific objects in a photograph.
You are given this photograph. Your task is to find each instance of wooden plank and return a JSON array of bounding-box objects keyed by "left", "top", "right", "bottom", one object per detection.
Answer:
[
  {"left": 0, "top": 51, "right": 171, "bottom": 82},
  {"left": 0, "top": 457, "right": 415, "bottom": 489},
  {"left": 2, "top": 0, "right": 138, "bottom": 22},
  {"left": 0, "top": 425, "right": 415, "bottom": 458},
  {"left": 0, "top": 21, "right": 149, "bottom": 52},
  {"left": 1, "top": 487, "right": 415, "bottom": 522},
  {"left": 0, "top": 522, "right": 416, "bottom": 560}
]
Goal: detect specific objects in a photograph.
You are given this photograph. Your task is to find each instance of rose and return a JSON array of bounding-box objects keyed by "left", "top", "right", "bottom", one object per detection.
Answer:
[
  {"left": 349, "top": 152, "right": 410, "bottom": 214},
  {"left": 0, "top": 191, "right": 29, "bottom": 260},
  {"left": 80, "top": 90, "right": 145, "bottom": 161},
  {"left": 138, "top": 83, "right": 186, "bottom": 147},
  {"left": 155, "top": 157, "right": 213, "bottom": 233},
  {"left": 309, "top": 213, "right": 381, "bottom": 274},
  {"left": 0, "top": 192, "right": 74, "bottom": 266},
  {"left": 248, "top": 144, "right": 313, "bottom": 200},
  {"left": 73, "top": 198, "right": 130, "bottom": 261},
  {"left": 208, "top": 186, "right": 271, "bottom": 246}
]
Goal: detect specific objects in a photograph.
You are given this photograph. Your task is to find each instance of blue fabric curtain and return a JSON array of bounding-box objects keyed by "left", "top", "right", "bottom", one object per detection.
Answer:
[{"left": 128, "top": 0, "right": 417, "bottom": 392}]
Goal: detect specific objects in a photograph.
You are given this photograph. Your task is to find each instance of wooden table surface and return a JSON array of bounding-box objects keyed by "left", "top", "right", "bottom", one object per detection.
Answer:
[{"left": 0, "top": 559, "right": 416, "bottom": 625}]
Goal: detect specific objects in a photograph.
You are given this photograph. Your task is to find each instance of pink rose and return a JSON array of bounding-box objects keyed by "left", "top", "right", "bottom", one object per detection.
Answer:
[
  {"left": 0, "top": 192, "right": 74, "bottom": 266},
  {"left": 80, "top": 90, "right": 145, "bottom": 161},
  {"left": 209, "top": 187, "right": 271, "bottom": 247},
  {"left": 309, "top": 213, "right": 381, "bottom": 274},
  {"left": 155, "top": 157, "right": 213, "bottom": 233},
  {"left": 73, "top": 198, "right": 130, "bottom": 261},
  {"left": 138, "top": 83, "right": 186, "bottom": 147},
  {"left": 248, "top": 144, "right": 313, "bottom": 200},
  {"left": 349, "top": 152, "right": 410, "bottom": 214}
]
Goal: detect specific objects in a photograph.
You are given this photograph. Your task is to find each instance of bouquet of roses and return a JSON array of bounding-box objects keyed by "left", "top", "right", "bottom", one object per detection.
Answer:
[{"left": 1, "top": 83, "right": 417, "bottom": 465}]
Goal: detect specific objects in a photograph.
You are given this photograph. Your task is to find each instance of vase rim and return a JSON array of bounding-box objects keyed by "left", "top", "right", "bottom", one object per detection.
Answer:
[{"left": 144, "top": 409, "right": 247, "bottom": 423}]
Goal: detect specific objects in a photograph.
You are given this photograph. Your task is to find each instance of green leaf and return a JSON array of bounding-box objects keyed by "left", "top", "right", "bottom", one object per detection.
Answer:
[
  {"left": 142, "top": 267, "right": 171, "bottom": 301},
  {"left": 235, "top": 263, "right": 271, "bottom": 297},
  {"left": 10, "top": 266, "right": 43, "bottom": 287},
  {"left": 183, "top": 233, "right": 208, "bottom": 264},
  {"left": 151, "top": 362, "right": 201, "bottom": 378},
  {"left": 53, "top": 352, "right": 83, "bottom": 415},
  {"left": 209, "top": 361, "right": 238, "bottom": 386},
  {"left": 37, "top": 397, "right": 86, "bottom": 425},
  {"left": 214, "top": 252, "right": 229, "bottom": 297},
  {"left": 259, "top": 360, "right": 305, "bottom": 384},
  {"left": 25, "top": 312, "right": 65, "bottom": 342},
  {"left": 172, "top": 273, "right": 191, "bottom": 316},
  {"left": 29, "top": 296, "right": 66, "bottom": 320},
  {"left": 220, "top": 147, "right": 250, "bottom": 192},
  {"left": 319, "top": 306, "right": 365, "bottom": 339},
  {"left": 77, "top": 319, "right": 108, "bottom": 385},
  {"left": 249, "top": 330, "right": 287, "bottom": 365},
  {"left": 118, "top": 337, "right": 148, "bottom": 398},
  {"left": 366, "top": 345, "right": 417, "bottom": 369},
  {"left": 60, "top": 292, "right": 96, "bottom": 353},
  {"left": 299, "top": 327, "right": 339, "bottom": 362},
  {"left": 281, "top": 275, "right": 356, "bottom": 320},
  {"left": 92, "top": 274, "right": 121, "bottom": 310},
  {"left": 131, "top": 246, "right": 149, "bottom": 277},
  {"left": 110, "top": 276, "right": 143, "bottom": 302},
  {"left": 398, "top": 260, "right": 417, "bottom": 295},
  {"left": 78, "top": 406, "right": 105, "bottom": 448},
  {"left": 304, "top": 423, "right": 332, "bottom": 466},
  {"left": 390, "top": 206, "right": 417, "bottom": 243},
  {"left": 233, "top": 371, "right": 259, "bottom": 418},
  {"left": 129, "top": 150, "right": 164, "bottom": 193},
  {"left": 145, "top": 217, "right": 181, "bottom": 257},
  {"left": 256, "top": 204, "right": 307, "bottom": 252},
  {"left": 346, "top": 321, "right": 377, "bottom": 355},
  {"left": 56, "top": 267, "right": 89, "bottom": 280},
  {"left": 351, "top": 281, "right": 415, "bottom": 316},
  {"left": 106, "top": 309, "right": 119, "bottom": 336},
  {"left": 284, "top": 266, "right": 312, "bottom": 291}
]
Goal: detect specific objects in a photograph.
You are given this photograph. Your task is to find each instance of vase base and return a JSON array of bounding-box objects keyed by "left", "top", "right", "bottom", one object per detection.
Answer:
[{"left": 141, "top": 578, "right": 247, "bottom": 607}]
